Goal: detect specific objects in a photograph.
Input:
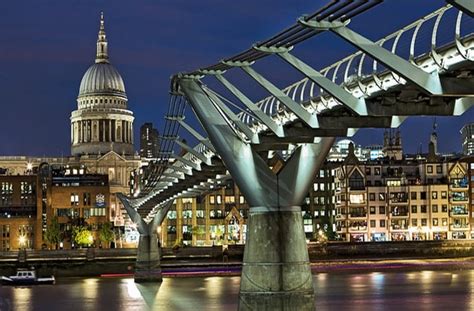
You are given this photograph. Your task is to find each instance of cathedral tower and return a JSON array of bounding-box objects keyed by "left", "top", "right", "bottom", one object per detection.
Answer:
[{"left": 71, "top": 13, "right": 134, "bottom": 156}]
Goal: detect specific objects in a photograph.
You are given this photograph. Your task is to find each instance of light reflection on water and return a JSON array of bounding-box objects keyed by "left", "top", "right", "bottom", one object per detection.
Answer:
[{"left": 0, "top": 270, "right": 473, "bottom": 310}]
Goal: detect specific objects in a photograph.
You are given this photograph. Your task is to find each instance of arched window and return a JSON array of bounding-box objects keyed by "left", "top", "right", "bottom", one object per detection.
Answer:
[{"left": 349, "top": 169, "right": 364, "bottom": 190}]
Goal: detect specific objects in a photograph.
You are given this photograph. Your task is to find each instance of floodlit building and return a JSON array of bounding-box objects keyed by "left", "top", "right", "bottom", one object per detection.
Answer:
[
  {"left": 139, "top": 123, "right": 160, "bottom": 159},
  {"left": 461, "top": 122, "right": 474, "bottom": 156}
]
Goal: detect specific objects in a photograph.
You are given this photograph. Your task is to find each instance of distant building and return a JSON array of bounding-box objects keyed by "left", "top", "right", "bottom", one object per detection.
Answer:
[
  {"left": 0, "top": 164, "right": 110, "bottom": 250},
  {"left": 460, "top": 123, "right": 474, "bottom": 155},
  {"left": 327, "top": 139, "right": 366, "bottom": 162},
  {"left": 140, "top": 123, "right": 160, "bottom": 159}
]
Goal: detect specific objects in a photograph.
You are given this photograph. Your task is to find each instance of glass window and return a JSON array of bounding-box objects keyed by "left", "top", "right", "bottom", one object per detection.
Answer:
[
  {"left": 436, "top": 165, "right": 442, "bottom": 174},
  {"left": 379, "top": 206, "right": 385, "bottom": 215},
  {"left": 380, "top": 220, "right": 385, "bottom": 228},
  {"left": 421, "top": 218, "right": 427, "bottom": 226},
  {"left": 209, "top": 196, "right": 215, "bottom": 204},
  {"left": 420, "top": 192, "right": 427, "bottom": 200},
  {"left": 412, "top": 218, "right": 417, "bottom": 226},
  {"left": 442, "top": 218, "right": 448, "bottom": 226},
  {"left": 369, "top": 193, "right": 375, "bottom": 201},
  {"left": 441, "top": 191, "right": 447, "bottom": 199},
  {"left": 374, "top": 167, "right": 381, "bottom": 175},
  {"left": 421, "top": 205, "right": 427, "bottom": 213},
  {"left": 411, "top": 205, "right": 417, "bottom": 213},
  {"left": 432, "top": 205, "right": 438, "bottom": 213},
  {"left": 433, "top": 218, "right": 438, "bottom": 226},
  {"left": 370, "top": 206, "right": 376, "bottom": 214},
  {"left": 427, "top": 165, "right": 433, "bottom": 173},
  {"left": 370, "top": 220, "right": 376, "bottom": 228},
  {"left": 349, "top": 170, "right": 364, "bottom": 190},
  {"left": 432, "top": 191, "right": 438, "bottom": 199},
  {"left": 411, "top": 192, "right": 417, "bottom": 200},
  {"left": 216, "top": 195, "right": 222, "bottom": 204},
  {"left": 441, "top": 204, "right": 448, "bottom": 213},
  {"left": 196, "top": 210, "right": 205, "bottom": 218}
]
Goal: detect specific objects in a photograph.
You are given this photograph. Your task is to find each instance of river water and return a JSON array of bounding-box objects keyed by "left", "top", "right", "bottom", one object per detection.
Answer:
[{"left": 1, "top": 269, "right": 474, "bottom": 310}]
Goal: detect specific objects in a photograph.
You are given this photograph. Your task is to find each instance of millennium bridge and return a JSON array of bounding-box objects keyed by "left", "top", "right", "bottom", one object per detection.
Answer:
[{"left": 118, "top": 0, "right": 474, "bottom": 310}]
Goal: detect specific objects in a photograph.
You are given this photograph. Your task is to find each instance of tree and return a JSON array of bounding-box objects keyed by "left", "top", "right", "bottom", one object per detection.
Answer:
[
  {"left": 73, "top": 226, "right": 93, "bottom": 247},
  {"left": 99, "top": 222, "right": 114, "bottom": 248},
  {"left": 44, "top": 217, "right": 62, "bottom": 249}
]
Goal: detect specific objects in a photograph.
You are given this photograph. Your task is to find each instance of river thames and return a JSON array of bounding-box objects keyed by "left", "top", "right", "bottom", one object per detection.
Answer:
[{"left": 1, "top": 269, "right": 474, "bottom": 310}]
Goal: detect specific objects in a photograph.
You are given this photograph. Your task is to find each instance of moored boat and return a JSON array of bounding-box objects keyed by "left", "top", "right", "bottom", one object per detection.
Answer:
[{"left": 1, "top": 269, "right": 55, "bottom": 285}]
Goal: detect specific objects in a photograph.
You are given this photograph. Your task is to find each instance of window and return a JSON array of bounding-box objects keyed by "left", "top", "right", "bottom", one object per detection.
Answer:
[
  {"left": 420, "top": 192, "right": 427, "bottom": 200},
  {"left": 441, "top": 191, "right": 447, "bottom": 199},
  {"left": 313, "top": 183, "right": 318, "bottom": 191},
  {"left": 349, "top": 170, "right": 364, "bottom": 190},
  {"left": 370, "top": 206, "right": 376, "bottom": 214},
  {"left": 224, "top": 196, "right": 235, "bottom": 204},
  {"left": 167, "top": 226, "right": 176, "bottom": 234},
  {"left": 421, "top": 205, "right": 427, "bottom": 213},
  {"left": 369, "top": 193, "right": 375, "bottom": 201},
  {"left": 379, "top": 193, "right": 386, "bottom": 201},
  {"left": 411, "top": 205, "right": 417, "bottom": 213},
  {"left": 349, "top": 194, "right": 365, "bottom": 204},
  {"left": 239, "top": 196, "right": 245, "bottom": 204},
  {"left": 167, "top": 211, "right": 177, "bottom": 219},
  {"left": 427, "top": 165, "right": 433, "bottom": 173},
  {"left": 216, "top": 195, "right": 222, "bottom": 204},
  {"left": 374, "top": 167, "right": 381, "bottom": 175},
  {"left": 421, "top": 218, "right": 427, "bottom": 226},
  {"left": 432, "top": 205, "right": 438, "bottom": 213},
  {"left": 196, "top": 210, "right": 205, "bottom": 218},
  {"left": 83, "top": 193, "right": 91, "bottom": 206},
  {"left": 70, "top": 193, "right": 79, "bottom": 206},
  {"left": 441, "top": 204, "right": 448, "bottom": 213},
  {"left": 379, "top": 206, "right": 385, "bottom": 215},
  {"left": 442, "top": 218, "right": 448, "bottom": 226},
  {"left": 436, "top": 165, "right": 442, "bottom": 174},
  {"left": 433, "top": 218, "right": 438, "bottom": 226},
  {"left": 365, "top": 167, "right": 371, "bottom": 175},
  {"left": 411, "top": 192, "right": 417, "bottom": 200},
  {"left": 209, "top": 196, "right": 215, "bottom": 204},
  {"left": 380, "top": 220, "right": 385, "bottom": 228},
  {"left": 432, "top": 191, "right": 438, "bottom": 199},
  {"left": 182, "top": 210, "right": 192, "bottom": 219},
  {"left": 412, "top": 219, "right": 418, "bottom": 226},
  {"left": 370, "top": 220, "right": 376, "bottom": 228}
]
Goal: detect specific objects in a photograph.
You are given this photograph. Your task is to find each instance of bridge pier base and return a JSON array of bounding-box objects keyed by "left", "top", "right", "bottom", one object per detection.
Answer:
[
  {"left": 134, "top": 233, "right": 162, "bottom": 282},
  {"left": 239, "top": 208, "right": 314, "bottom": 311}
]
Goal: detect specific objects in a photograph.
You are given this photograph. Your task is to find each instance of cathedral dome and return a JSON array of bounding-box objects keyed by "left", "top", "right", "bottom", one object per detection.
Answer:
[{"left": 78, "top": 62, "right": 126, "bottom": 97}]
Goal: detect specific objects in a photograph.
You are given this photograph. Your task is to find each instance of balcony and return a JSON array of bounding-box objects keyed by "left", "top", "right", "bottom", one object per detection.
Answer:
[
  {"left": 348, "top": 213, "right": 367, "bottom": 219},
  {"left": 451, "top": 224, "right": 469, "bottom": 230},
  {"left": 348, "top": 226, "right": 367, "bottom": 232},
  {"left": 450, "top": 192, "right": 468, "bottom": 203},
  {"left": 390, "top": 224, "right": 408, "bottom": 230}
]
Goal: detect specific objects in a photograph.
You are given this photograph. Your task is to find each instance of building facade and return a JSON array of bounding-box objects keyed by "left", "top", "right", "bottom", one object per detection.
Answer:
[
  {"left": 139, "top": 123, "right": 160, "bottom": 159},
  {"left": 461, "top": 123, "right": 474, "bottom": 156},
  {"left": 334, "top": 145, "right": 473, "bottom": 242}
]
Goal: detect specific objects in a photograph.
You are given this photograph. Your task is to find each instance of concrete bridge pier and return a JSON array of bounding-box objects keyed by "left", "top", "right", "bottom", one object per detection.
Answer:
[
  {"left": 134, "top": 232, "right": 162, "bottom": 282},
  {"left": 180, "top": 78, "right": 334, "bottom": 310}
]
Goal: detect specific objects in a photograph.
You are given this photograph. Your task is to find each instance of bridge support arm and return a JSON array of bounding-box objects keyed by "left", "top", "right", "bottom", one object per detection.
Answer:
[{"left": 277, "top": 51, "right": 368, "bottom": 115}]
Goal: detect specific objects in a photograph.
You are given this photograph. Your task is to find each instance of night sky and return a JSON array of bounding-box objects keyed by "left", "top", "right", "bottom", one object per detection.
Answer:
[{"left": 0, "top": 0, "right": 471, "bottom": 156}]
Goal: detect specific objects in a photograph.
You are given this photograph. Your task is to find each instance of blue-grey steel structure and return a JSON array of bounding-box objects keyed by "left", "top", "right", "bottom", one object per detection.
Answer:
[{"left": 119, "top": 1, "right": 473, "bottom": 309}]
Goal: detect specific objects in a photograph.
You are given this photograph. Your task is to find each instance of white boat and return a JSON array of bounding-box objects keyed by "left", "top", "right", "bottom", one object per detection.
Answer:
[{"left": 1, "top": 269, "right": 55, "bottom": 285}]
